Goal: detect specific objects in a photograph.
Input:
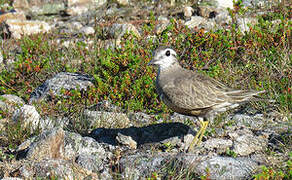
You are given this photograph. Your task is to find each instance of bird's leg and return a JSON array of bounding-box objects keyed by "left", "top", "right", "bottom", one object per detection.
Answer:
[
  {"left": 188, "top": 117, "right": 206, "bottom": 151},
  {"left": 198, "top": 118, "right": 209, "bottom": 144}
]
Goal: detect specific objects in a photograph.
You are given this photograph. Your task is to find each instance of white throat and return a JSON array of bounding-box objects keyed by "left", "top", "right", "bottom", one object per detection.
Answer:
[{"left": 158, "top": 57, "right": 178, "bottom": 71}]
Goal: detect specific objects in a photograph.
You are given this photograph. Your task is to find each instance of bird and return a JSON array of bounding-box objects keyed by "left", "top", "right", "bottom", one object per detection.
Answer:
[{"left": 148, "top": 46, "right": 266, "bottom": 151}]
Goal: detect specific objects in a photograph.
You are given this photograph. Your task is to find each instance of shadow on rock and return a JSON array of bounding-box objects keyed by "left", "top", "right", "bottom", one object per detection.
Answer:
[{"left": 89, "top": 122, "right": 196, "bottom": 146}]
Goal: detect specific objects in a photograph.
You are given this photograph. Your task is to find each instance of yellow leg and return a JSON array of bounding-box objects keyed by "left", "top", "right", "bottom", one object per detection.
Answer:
[{"left": 188, "top": 119, "right": 209, "bottom": 152}]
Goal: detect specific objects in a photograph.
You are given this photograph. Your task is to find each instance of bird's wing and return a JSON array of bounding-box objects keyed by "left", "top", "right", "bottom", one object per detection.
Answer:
[{"left": 161, "top": 72, "right": 230, "bottom": 111}]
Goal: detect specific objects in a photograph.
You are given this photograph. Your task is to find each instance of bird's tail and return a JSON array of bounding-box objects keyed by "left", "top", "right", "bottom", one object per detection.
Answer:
[{"left": 225, "top": 90, "right": 275, "bottom": 103}]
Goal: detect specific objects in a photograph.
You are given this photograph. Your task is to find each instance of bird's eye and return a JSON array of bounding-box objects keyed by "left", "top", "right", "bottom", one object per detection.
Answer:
[{"left": 165, "top": 50, "right": 170, "bottom": 56}]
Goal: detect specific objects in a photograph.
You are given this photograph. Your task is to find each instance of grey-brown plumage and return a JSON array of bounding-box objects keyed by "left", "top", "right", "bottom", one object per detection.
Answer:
[{"left": 148, "top": 46, "right": 265, "bottom": 151}]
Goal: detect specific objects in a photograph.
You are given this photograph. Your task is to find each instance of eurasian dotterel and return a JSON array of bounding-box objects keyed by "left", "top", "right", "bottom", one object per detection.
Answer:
[{"left": 148, "top": 46, "right": 265, "bottom": 151}]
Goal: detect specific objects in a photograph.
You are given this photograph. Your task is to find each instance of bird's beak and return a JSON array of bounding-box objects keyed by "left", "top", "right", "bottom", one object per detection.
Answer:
[
  {"left": 147, "top": 58, "right": 157, "bottom": 66},
  {"left": 147, "top": 59, "right": 154, "bottom": 66}
]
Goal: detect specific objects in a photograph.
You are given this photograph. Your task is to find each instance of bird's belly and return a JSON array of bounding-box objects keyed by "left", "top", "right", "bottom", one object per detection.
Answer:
[{"left": 160, "top": 93, "right": 204, "bottom": 116}]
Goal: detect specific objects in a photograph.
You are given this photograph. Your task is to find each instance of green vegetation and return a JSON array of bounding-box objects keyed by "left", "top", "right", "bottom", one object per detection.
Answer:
[{"left": 0, "top": 1, "right": 291, "bottom": 179}]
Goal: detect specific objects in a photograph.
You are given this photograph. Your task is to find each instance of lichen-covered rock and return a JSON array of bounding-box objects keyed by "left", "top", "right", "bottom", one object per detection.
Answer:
[
  {"left": 25, "top": 127, "right": 65, "bottom": 161},
  {"left": 1, "top": 19, "right": 52, "bottom": 39},
  {"left": 202, "top": 138, "right": 233, "bottom": 153},
  {"left": 0, "top": 94, "right": 25, "bottom": 114},
  {"left": 29, "top": 72, "right": 94, "bottom": 103},
  {"left": 21, "top": 159, "right": 94, "bottom": 179},
  {"left": 13, "top": 0, "right": 65, "bottom": 15},
  {"left": 194, "top": 156, "right": 258, "bottom": 179},
  {"left": 83, "top": 110, "right": 131, "bottom": 129},
  {"left": 65, "top": 0, "right": 107, "bottom": 15},
  {"left": 229, "top": 128, "right": 267, "bottom": 156},
  {"left": 107, "top": 23, "right": 141, "bottom": 39},
  {"left": 116, "top": 132, "right": 137, "bottom": 149},
  {"left": 0, "top": 11, "right": 26, "bottom": 23},
  {"left": 12, "top": 105, "right": 42, "bottom": 131}
]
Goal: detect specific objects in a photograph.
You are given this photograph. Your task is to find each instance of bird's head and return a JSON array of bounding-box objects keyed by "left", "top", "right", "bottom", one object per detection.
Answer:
[{"left": 148, "top": 46, "right": 179, "bottom": 70}]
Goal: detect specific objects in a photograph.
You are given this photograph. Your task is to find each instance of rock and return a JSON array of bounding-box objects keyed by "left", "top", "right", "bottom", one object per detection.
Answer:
[
  {"left": 128, "top": 112, "right": 154, "bottom": 125},
  {"left": 0, "top": 11, "right": 26, "bottom": 23},
  {"left": 229, "top": 113, "right": 265, "bottom": 129},
  {"left": 215, "top": 10, "right": 232, "bottom": 25},
  {"left": 199, "top": 0, "right": 234, "bottom": 9},
  {"left": 194, "top": 156, "right": 258, "bottom": 179},
  {"left": 12, "top": 105, "right": 42, "bottom": 131},
  {"left": 116, "top": 132, "right": 137, "bottom": 149},
  {"left": 20, "top": 159, "right": 93, "bottom": 179},
  {"left": 13, "top": 0, "right": 65, "bottom": 15},
  {"left": 107, "top": 23, "right": 141, "bottom": 39},
  {"left": 229, "top": 129, "right": 267, "bottom": 156},
  {"left": 202, "top": 138, "right": 233, "bottom": 154},
  {"left": 155, "top": 16, "right": 170, "bottom": 34},
  {"left": 197, "top": 5, "right": 218, "bottom": 18},
  {"left": 1, "top": 178, "right": 23, "bottom": 180},
  {"left": 65, "top": 0, "right": 107, "bottom": 16},
  {"left": 29, "top": 72, "right": 94, "bottom": 103},
  {"left": 183, "top": 6, "right": 194, "bottom": 19},
  {"left": 83, "top": 110, "right": 131, "bottom": 129},
  {"left": 116, "top": 0, "right": 129, "bottom": 6},
  {"left": 90, "top": 100, "right": 122, "bottom": 112},
  {"left": 0, "top": 94, "right": 25, "bottom": 114},
  {"left": 237, "top": 17, "right": 258, "bottom": 33},
  {"left": 64, "top": 131, "right": 108, "bottom": 159},
  {"left": 80, "top": 26, "right": 95, "bottom": 35},
  {"left": 184, "top": 16, "right": 207, "bottom": 29},
  {"left": 76, "top": 154, "right": 104, "bottom": 172},
  {"left": 120, "top": 152, "right": 260, "bottom": 179},
  {"left": 1, "top": 19, "right": 51, "bottom": 39},
  {"left": 25, "top": 127, "right": 65, "bottom": 161}
]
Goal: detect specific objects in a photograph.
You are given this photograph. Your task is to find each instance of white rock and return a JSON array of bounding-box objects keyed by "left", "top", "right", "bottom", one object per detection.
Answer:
[
  {"left": 116, "top": 0, "right": 129, "bottom": 6},
  {"left": 80, "top": 26, "right": 95, "bottom": 35},
  {"left": 108, "top": 23, "right": 141, "bottom": 39},
  {"left": 184, "top": 16, "right": 206, "bottom": 29},
  {"left": 12, "top": 105, "right": 41, "bottom": 130},
  {"left": 217, "top": 0, "right": 233, "bottom": 9},
  {"left": 66, "top": 0, "right": 107, "bottom": 15},
  {"left": 184, "top": 6, "right": 194, "bottom": 18},
  {"left": 4, "top": 19, "right": 51, "bottom": 39},
  {"left": 237, "top": 17, "right": 257, "bottom": 33},
  {"left": 0, "top": 94, "right": 25, "bottom": 114}
]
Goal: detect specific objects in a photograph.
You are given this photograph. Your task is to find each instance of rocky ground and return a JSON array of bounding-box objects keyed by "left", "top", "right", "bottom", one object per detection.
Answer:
[{"left": 0, "top": 0, "right": 291, "bottom": 179}]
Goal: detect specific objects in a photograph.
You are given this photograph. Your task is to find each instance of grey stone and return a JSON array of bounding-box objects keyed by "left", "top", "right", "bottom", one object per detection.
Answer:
[
  {"left": 1, "top": 19, "right": 52, "bottom": 39},
  {"left": 83, "top": 109, "right": 131, "bottom": 129},
  {"left": 202, "top": 138, "right": 233, "bottom": 153},
  {"left": 25, "top": 127, "right": 65, "bottom": 161},
  {"left": 80, "top": 26, "right": 95, "bottom": 35},
  {"left": 65, "top": 0, "right": 107, "bottom": 16},
  {"left": 29, "top": 72, "right": 94, "bottom": 103},
  {"left": 13, "top": 0, "right": 65, "bottom": 15},
  {"left": 76, "top": 154, "right": 104, "bottom": 172},
  {"left": 0, "top": 94, "right": 25, "bottom": 113},
  {"left": 116, "top": 0, "right": 129, "bottom": 6},
  {"left": 183, "top": 6, "right": 194, "bottom": 19},
  {"left": 228, "top": 128, "right": 267, "bottom": 156},
  {"left": 12, "top": 105, "right": 42, "bottom": 131},
  {"left": 199, "top": 0, "right": 234, "bottom": 9},
  {"left": 229, "top": 113, "right": 265, "bottom": 129},
  {"left": 32, "top": 159, "right": 91, "bottom": 179},
  {"left": 194, "top": 156, "right": 258, "bottom": 179},
  {"left": 107, "top": 23, "right": 140, "bottom": 39},
  {"left": 0, "top": 11, "right": 26, "bottom": 23},
  {"left": 64, "top": 131, "right": 108, "bottom": 159},
  {"left": 185, "top": 16, "right": 207, "bottom": 29},
  {"left": 116, "top": 132, "right": 137, "bottom": 149},
  {"left": 237, "top": 17, "right": 258, "bottom": 33}
]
